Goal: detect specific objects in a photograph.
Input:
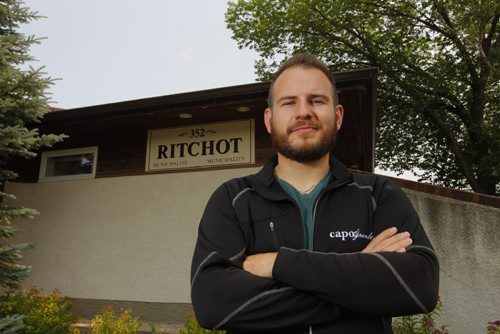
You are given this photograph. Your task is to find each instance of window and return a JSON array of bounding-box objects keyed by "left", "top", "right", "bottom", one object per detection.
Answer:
[{"left": 39, "top": 147, "right": 98, "bottom": 182}]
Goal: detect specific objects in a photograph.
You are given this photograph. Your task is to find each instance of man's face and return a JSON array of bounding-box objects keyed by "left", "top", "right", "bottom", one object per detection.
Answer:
[{"left": 264, "top": 66, "right": 344, "bottom": 162}]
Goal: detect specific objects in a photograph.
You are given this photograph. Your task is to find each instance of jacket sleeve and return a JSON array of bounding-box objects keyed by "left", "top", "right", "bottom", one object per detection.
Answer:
[
  {"left": 272, "top": 179, "right": 439, "bottom": 317},
  {"left": 190, "top": 183, "right": 342, "bottom": 331}
]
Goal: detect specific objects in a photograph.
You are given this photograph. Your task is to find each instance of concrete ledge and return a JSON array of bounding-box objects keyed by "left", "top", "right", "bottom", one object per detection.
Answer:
[
  {"left": 351, "top": 168, "right": 500, "bottom": 208},
  {"left": 390, "top": 176, "right": 500, "bottom": 208},
  {"left": 70, "top": 298, "right": 193, "bottom": 325},
  {"left": 72, "top": 320, "right": 184, "bottom": 334}
]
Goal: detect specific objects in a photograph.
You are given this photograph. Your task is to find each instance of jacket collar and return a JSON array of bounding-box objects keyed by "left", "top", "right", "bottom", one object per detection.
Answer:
[{"left": 249, "top": 154, "right": 353, "bottom": 197}]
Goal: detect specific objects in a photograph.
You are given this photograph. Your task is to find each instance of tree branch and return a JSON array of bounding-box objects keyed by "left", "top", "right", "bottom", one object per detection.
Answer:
[
  {"left": 480, "top": 14, "right": 499, "bottom": 73},
  {"left": 358, "top": 0, "right": 480, "bottom": 85},
  {"left": 431, "top": 0, "right": 479, "bottom": 83},
  {"left": 483, "top": 14, "right": 499, "bottom": 54},
  {"left": 423, "top": 110, "right": 485, "bottom": 193},
  {"left": 309, "top": 5, "right": 381, "bottom": 66},
  {"left": 402, "top": 61, "right": 470, "bottom": 124}
]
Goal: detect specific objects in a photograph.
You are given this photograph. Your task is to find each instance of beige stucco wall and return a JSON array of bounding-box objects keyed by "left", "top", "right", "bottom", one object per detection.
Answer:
[
  {"left": 6, "top": 168, "right": 259, "bottom": 303},
  {"left": 6, "top": 174, "right": 500, "bottom": 333},
  {"left": 405, "top": 189, "right": 500, "bottom": 334}
]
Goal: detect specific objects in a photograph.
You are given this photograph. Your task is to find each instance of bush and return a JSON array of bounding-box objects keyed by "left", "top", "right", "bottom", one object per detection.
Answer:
[
  {"left": 0, "top": 314, "right": 25, "bottom": 334},
  {"left": 392, "top": 299, "right": 448, "bottom": 334},
  {"left": 0, "top": 288, "right": 75, "bottom": 334},
  {"left": 89, "top": 306, "right": 141, "bottom": 334},
  {"left": 487, "top": 321, "right": 500, "bottom": 334},
  {"left": 178, "top": 317, "right": 225, "bottom": 334}
]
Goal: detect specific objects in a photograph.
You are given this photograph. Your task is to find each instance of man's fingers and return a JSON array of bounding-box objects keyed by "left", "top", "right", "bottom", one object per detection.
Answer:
[
  {"left": 376, "top": 232, "right": 412, "bottom": 252},
  {"left": 362, "top": 227, "right": 398, "bottom": 252},
  {"left": 385, "top": 236, "right": 413, "bottom": 252},
  {"left": 362, "top": 227, "right": 413, "bottom": 253},
  {"left": 243, "top": 253, "right": 277, "bottom": 278},
  {"left": 372, "top": 227, "right": 398, "bottom": 245}
]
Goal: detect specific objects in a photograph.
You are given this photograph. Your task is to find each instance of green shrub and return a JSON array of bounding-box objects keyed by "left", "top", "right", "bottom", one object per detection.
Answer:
[
  {"left": 148, "top": 323, "right": 163, "bottom": 334},
  {"left": 487, "top": 321, "right": 500, "bottom": 334},
  {"left": 178, "top": 317, "right": 225, "bottom": 334},
  {"left": 0, "top": 288, "right": 74, "bottom": 334},
  {"left": 89, "top": 306, "right": 141, "bottom": 334},
  {"left": 392, "top": 299, "right": 448, "bottom": 334},
  {"left": 0, "top": 314, "right": 25, "bottom": 334}
]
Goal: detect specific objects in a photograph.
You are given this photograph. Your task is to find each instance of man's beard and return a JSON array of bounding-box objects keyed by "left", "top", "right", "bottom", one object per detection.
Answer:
[{"left": 270, "top": 122, "right": 337, "bottom": 163}]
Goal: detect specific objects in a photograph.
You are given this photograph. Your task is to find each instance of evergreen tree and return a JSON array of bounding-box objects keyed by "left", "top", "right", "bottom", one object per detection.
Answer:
[{"left": 0, "top": 0, "right": 65, "bottom": 294}]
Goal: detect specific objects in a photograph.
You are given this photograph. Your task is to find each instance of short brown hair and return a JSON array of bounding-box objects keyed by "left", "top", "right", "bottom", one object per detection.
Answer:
[{"left": 267, "top": 53, "right": 338, "bottom": 107}]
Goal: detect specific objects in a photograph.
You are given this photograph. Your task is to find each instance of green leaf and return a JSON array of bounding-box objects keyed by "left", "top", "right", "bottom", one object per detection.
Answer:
[{"left": 226, "top": 0, "right": 500, "bottom": 195}]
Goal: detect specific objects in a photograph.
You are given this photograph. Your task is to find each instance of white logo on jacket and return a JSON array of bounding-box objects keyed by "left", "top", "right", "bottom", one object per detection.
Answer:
[{"left": 329, "top": 229, "right": 374, "bottom": 241}]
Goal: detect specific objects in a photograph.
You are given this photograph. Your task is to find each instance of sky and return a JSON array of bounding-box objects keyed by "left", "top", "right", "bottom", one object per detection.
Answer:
[
  {"left": 21, "top": 0, "right": 260, "bottom": 109},
  {"left": 19, "top": 0, "right": 417, "bottom": 180}
]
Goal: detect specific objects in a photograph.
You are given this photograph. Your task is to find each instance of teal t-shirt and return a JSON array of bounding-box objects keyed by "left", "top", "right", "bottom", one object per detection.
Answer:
[{"left": 277, "top": 171, "right": 332, "bottom": 250}]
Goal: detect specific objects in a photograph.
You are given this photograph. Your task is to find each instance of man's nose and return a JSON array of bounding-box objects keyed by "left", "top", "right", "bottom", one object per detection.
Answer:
[{"left": 295, "top": 99, "right": 313, "bottom": 119}]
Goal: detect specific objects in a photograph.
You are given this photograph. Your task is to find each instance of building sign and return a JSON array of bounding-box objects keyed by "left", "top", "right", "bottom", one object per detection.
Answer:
[{"left": 146, "top": 119, "right": 255, "bottom": 171}]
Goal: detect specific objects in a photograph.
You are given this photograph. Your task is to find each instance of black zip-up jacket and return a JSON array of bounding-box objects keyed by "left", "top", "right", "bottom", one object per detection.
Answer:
[{"left": 191, "top": 155, "right": 439, "bottom": 333}]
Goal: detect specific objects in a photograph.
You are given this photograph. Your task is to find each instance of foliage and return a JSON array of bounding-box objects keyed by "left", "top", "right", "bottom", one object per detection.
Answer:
[
  {"left": 393, "top": 298, "right": 500, "bottom": 334},
  {"left": 89, "top": 306, "right": 141, "bottom": 334},
  {"left": 226, "top": 0, "right": 500, "bottom": 195},
  {"left": 149, "top": 323, "right": 164, "bottom": 334},
  {"left": 1, "top": 1, "right": 65, "bottom": 332},
  {"left": 393, "top": 299, "right": 448, "bottom": 333},
  {"left": 177, "top": 312, "right": 498, "bottom": 333},
  {"left": 0, "top": 288, "right": 75, "bottom": 334},
  {"left": 178, "top": 317, "right": 225, "bottom": 334},
  {"left": 487, "top": 321, "right": 500, "bottom": 334},
  {"left": 0, "top": 314, "right": 24, "bottom": 334},
  {"left": 0, "top": 0, "right": 65, "bottom": 290}
]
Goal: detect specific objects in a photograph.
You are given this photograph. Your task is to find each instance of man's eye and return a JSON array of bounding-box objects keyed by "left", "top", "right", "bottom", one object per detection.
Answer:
[
  {"left": 312, "top": 99, "right": 324, "bottom": 105},
  {"left": 282, "top": 100, "right": 294, "bottom": 106}
]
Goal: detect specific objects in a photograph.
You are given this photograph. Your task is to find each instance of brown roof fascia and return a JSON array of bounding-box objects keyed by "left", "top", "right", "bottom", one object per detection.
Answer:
[
  {"left": 43, "top": 81, "right": 270, "bottom": 123},
  {"left": 43, "top": 68, "right": 378, "bottom": 123}
]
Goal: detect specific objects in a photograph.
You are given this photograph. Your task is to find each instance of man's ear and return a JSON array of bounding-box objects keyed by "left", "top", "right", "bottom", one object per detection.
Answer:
[
  {"left": 264, "top": 108, "right": 273, "bottom": 134},
  {"left": 335, "top": 104, "right": 344, "bottom": 130}
]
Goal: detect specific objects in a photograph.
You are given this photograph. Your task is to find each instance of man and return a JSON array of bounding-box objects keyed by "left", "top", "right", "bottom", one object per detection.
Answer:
[{"left": 190, "top": 53, "right": 439, "bottom": 333}]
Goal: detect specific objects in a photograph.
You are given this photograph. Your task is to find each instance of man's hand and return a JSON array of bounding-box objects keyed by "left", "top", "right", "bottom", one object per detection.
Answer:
[
  {"left": 362, "top": 227, "right": 412, "bottom": 253},
  {"left": 243, "top": 252, "right": 277, "bottom": 278}
]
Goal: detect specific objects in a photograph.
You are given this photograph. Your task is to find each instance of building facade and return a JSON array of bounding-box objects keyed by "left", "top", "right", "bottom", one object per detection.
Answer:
[{"left": 7, "top": 69, "right": 376, "bottom": 320}]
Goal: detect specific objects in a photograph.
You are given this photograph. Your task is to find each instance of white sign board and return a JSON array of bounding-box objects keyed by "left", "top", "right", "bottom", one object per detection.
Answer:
[{"left": 146, "top": 119, "right": 255, "bottom": 171}]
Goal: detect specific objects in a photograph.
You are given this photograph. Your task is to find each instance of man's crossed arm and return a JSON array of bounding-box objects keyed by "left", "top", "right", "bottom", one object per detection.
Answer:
[{"left": 243, "top": 227, "right": 413, "bottom": 278}]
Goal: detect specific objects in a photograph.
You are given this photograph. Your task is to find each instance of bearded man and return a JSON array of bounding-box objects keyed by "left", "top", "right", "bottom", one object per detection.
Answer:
[{"left": 190, "top": 53, "right": 439, "bottom": 334}]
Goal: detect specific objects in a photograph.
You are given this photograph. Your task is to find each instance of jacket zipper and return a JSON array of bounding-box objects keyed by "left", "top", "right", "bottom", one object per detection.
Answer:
[
  {"left": 269, "top": 219, "right": 280, "bottom": 250},
  {"left": 303, "top": 193, "right": 327, "bottom": 334},
  {"left": 288, "top": 199, "right": 307, "bottom": 249},
  {"left": 310, "top": 179, "right": 349, "bottom": 250},
  {"left": 310, "top": 193, "right": 325, "bottom": 251}
]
